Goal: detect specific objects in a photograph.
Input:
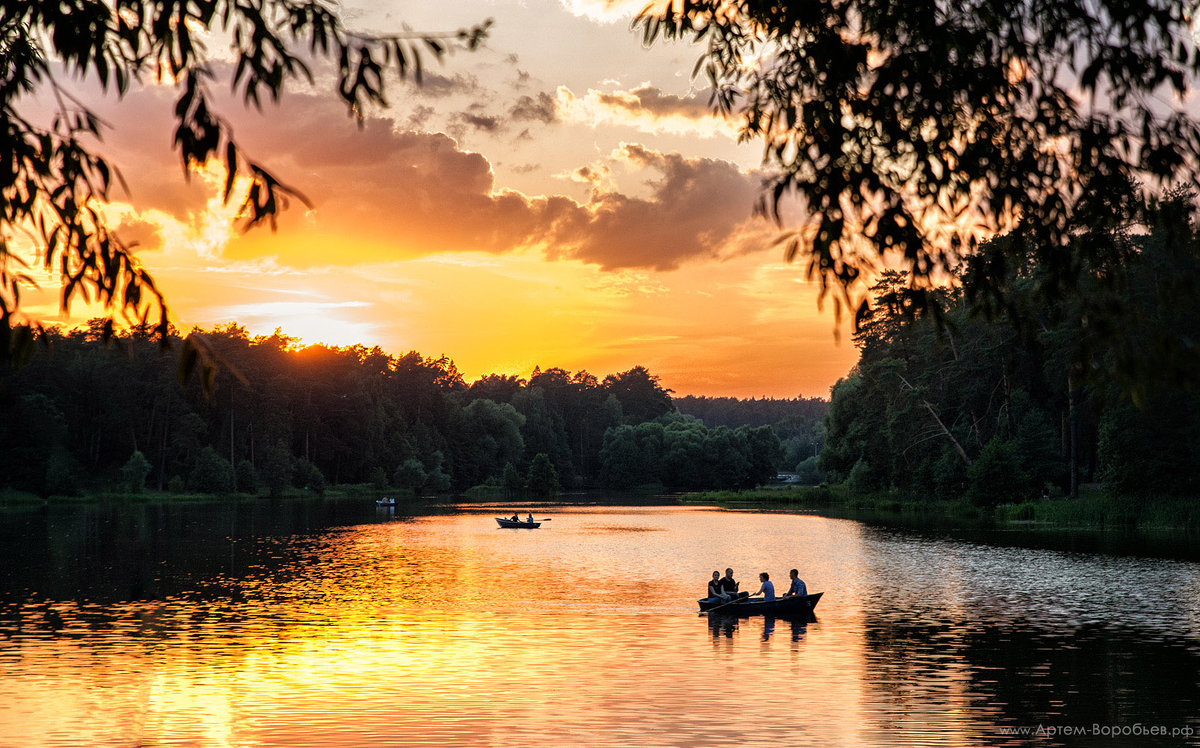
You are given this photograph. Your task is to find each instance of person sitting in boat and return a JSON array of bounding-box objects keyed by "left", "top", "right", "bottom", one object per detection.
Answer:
[
  {"left": 719, "top": 568, "right": 747, "bottom": 599},
  {"left": 527, "top": 513, "right": 534, "bottom": 523},
  {"left": 750, "top": 572, "right": 776, "bottom": 602},
  {"left": 783, "top": 569, "right": 807, "bottom": 598},
  {"left": 511, "top": 513, "right": 520, "bottom": 522},
  {"left": 707, "top": 571, "right": 727, "bottom": 601}
]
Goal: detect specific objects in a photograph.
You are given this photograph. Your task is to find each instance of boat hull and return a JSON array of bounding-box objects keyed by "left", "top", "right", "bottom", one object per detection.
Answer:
[
  {"left": 697, "top": 592, "right": 822, "bottom": 617},
  {"left": 496, "top": 518, "right": 541, "bottom": 529}
]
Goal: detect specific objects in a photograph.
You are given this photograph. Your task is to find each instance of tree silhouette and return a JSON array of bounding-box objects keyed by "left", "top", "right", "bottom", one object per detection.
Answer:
[
  {"left": 1, "top": 2, "right": 489, "bottom": 364},
  {"left": 637, "top": 1, "right": 1200, "bottom": 336},
  {"left": 603, "top": 366, "right": 673, "bottom": 422}
]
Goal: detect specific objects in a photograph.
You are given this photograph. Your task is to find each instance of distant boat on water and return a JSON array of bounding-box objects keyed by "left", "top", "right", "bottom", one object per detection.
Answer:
[{"left": 496, "top": 517, "right": 541, "bottom": 529}]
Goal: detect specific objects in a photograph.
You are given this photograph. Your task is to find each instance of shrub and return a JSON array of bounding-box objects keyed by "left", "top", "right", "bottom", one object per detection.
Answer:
[
  {"left": 394, "top": 458, "right": 427, "bottom": 497},
  {"left": 527, "top": 453, "right": 560, "bottom": 498},
  {"left": 369, "top": 467, "right": 389, "bottom": 491},
  {"left": 235, "top": 460, "right": 260, "bottom": 494},
  {"left": 45, "top": 450, "right": 83, "bottom": 497},
  {"left": 966, "top": 438, "right": 1031, "bottom": 507},
  {"left": 121, "top": 451, "right": 153, "bottom": 494},
  {"left": 793, "top": 456, "right": 823, "bottom": 485},
  {"left": 846, "top": 458, "right": 877, "bottom": 495},
  {"left": 258, "top": 443, "right": 294, "bottom": 497},
  {"left": 296, "top": 459, "right": 326, "bottom": 494},
  {"left": 189, "top": 446, "right": 234, "bottom": 494}
]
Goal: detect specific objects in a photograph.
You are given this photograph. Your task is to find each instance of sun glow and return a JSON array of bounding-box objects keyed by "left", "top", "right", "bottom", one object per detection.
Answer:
[{"left": 212, "top": 299, "right": 381, "bottom": 349}]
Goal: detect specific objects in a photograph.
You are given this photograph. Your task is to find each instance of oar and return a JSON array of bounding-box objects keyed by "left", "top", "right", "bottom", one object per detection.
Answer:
[{"left": 701, "top": 593, "right": 751, "bottom": 615}]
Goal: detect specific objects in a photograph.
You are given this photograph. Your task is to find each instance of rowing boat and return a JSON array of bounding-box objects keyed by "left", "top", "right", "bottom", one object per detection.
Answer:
[
  {"left": 496, "top": 517, "right": 541, "bottom": 529},
  {"left": 697, "top": 592, "right": 822, "bottom": 616}
]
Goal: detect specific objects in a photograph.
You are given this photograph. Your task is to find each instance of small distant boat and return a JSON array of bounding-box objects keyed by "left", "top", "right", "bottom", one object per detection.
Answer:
[
  {"left": 376, "top": 497, "right": 397, "bottom": 506},
  {"left": 496, "top": 517, "right": 541, "bottom": 529},
  {"left": 697, "top": 592, "right": 823, "bottom": 617}
]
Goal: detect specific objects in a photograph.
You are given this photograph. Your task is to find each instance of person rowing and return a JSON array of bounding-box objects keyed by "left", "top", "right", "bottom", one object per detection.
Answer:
[{"left": 750, "top": 572, "right": 776, "bottom": 602}]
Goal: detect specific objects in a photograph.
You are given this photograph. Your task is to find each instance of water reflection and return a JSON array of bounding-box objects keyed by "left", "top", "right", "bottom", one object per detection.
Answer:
[
  {"left": 854, "top": 531, "right": 1200, "bottom": 746},
  {"left": 0, "top": 503, "right": 1197, "bottom": 747},
  {"left": 706, "top": 613, "right": 810, "bottom": 643}
]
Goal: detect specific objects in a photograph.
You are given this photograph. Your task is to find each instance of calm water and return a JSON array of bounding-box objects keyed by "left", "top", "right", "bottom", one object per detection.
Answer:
[{"left": 1, "top": 501, "right": 1198, "bottom": 747}]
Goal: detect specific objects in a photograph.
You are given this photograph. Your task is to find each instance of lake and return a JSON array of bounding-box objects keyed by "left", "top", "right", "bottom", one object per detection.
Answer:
[{"left": 1, "top": 500, "right": 1198, "bottom": 747}]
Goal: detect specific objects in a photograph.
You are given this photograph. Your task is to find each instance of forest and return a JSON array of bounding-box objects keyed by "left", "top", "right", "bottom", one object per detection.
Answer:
[
  {"left": 0, "top": 326, "right": 826, "bottom": 500},
  {"left": 819, "top": 195, "right": 1200, "bottom": 507},
  {"left": 8, "top": 186, "right": 1198, "bottom": 507}
]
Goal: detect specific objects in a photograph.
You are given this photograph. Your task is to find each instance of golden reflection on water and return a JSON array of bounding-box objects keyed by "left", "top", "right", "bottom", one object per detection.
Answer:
[{"left": 2, "top": 506, "right": 1199, "bottom": 747}]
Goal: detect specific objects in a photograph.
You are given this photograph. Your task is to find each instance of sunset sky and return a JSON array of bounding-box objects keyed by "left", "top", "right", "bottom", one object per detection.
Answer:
[{"left": 23, "top": 0, "right": 864, "bottom": 398}]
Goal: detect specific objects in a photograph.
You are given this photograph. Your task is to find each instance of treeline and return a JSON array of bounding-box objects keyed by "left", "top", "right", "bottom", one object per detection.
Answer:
[
  {"left": 673, "top": 395, "right": 827, "bottom": 429},
  {"left": 674, "top": 395, "right": 827, "bottom": 481},
  {"left": 820, "top": 194, "right": 1200, "bottom": 506},
  {"left": 0, "top": 324, "right": 824, "bottom": 498}
]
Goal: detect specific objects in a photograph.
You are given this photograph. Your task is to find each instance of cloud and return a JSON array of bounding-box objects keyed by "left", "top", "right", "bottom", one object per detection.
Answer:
[
  {"left": 599, "top": 85, "right": 712, "bottom": 120},
  {"left": 438, "top": 90, "right": 559, "bottom": 136},
  {"left": 78, "top": 81, "right": 767, "bottom": 274},
  {"left": 404, "top": 105, "right": 437, "bottom": 130},
  {"left": 456, "top": 111, "right": 503, "bottom": 132},
  {"left": 558, "top": 0, "right": 647, "bottom": 23},
  {"left": 244, "top": 97, "right": 767, "bottom": 270},
  {"left": 556, "top": 85, "right": 738, "bottom": 137},
  {"left": 510, "top": 92, "right": 558, "bottom": 124},
  {"left": 413, "top": 72, "right": 483, "bottom": 98},
  {"left": 566, "top": 162, "right": 614, "bottom": 189},
  {"left": 545, "top": 143, "right": 769, "bottom": 270},
  {"left": 109, "top": 214, "right": 164, "bottom": 253}
]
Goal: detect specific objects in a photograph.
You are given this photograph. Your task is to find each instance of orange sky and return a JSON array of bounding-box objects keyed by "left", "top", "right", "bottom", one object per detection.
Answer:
[{"left": 17, "top": 0, "right": 863, "bottom": 398}]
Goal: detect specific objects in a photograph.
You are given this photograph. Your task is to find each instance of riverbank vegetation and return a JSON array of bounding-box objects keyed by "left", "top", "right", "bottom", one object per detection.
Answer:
[
  {"left": 0, "top": 327, "right": 825, "bottom": 502},
  {"left": 688, "top": 484, "right": 1200, "bottom": 531},
  {"left": 693, "top": 195, "right": 1200, "bottom": 530},
  {"left": 813, "top": 195, "right": 1199, "bottom": 510}
]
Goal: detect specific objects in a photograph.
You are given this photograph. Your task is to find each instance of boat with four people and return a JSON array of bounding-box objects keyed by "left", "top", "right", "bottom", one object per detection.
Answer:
[{"left": 698, "top": 591, "right": 823, "bottom": 617}]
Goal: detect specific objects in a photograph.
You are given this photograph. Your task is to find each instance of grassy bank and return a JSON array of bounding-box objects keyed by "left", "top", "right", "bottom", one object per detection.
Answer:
[
  {"left": 995, "top": 492, "right": 1200, "bottom": 530},
  {"left": 686, "top": 483, "right": 1200, "bottom": 531}
]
